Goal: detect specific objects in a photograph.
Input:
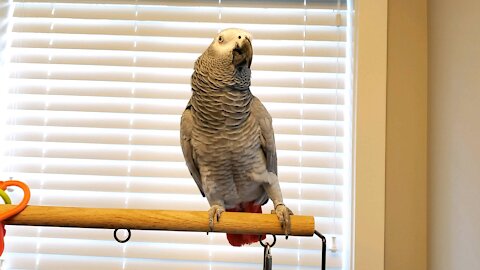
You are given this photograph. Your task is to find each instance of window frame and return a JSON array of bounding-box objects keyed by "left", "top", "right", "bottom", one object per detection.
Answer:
[{"left": 351, "top": 0, "right": 388, "bottom": 269}]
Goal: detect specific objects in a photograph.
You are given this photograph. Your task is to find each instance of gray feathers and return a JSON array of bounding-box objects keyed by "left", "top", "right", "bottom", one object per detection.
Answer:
[
  {"left": 180, "top": 29, "right": 277, "bottom": 209},
  {"left": 180, "top": 102, "right": 204, "bottom": 197}
]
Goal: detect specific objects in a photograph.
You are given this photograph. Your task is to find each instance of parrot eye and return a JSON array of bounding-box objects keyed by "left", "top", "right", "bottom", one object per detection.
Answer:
[
  {"left": 238, "top": 35, "right": 242, "bottom": 39},
  {"left": 218, "top": 36, "right": 224, "bottom": 43}
]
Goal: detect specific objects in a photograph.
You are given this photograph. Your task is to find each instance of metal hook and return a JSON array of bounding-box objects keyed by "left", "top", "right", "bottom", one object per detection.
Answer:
[
  {"left": 259, "top": 234, "right": 276, "bottom": 248},
  {"left": 114, "top": 228, "right": 131, "bottom": 243},
  {"left": 259, "top": 235, "right": 275, "bottom": 270}
]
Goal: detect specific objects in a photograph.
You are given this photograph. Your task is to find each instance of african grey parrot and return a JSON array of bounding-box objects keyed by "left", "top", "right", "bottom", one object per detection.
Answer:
[{"left": 180, "top": 28, "right": 293, "bottom": 246}]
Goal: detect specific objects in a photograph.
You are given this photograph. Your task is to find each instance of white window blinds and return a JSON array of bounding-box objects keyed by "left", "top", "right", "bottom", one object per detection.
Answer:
[{"left": 0, "top": 0, "right": 351, "bottom": 269}]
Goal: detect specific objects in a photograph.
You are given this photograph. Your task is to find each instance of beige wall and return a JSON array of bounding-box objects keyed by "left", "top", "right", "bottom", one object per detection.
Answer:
[
  {"left": 386, "top": 0, "right": 480, "bottom": 269},
  {"left": 428, "top": 0, "right": 480, "bottom": 269},
  {"left": 385, "top": 0, "right": 428, "bottom": 269}
]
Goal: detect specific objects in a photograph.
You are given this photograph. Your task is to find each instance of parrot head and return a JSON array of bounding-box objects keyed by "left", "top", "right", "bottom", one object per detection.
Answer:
[{"left": 208, "top": 28, "right": 253, "bottom": 69}]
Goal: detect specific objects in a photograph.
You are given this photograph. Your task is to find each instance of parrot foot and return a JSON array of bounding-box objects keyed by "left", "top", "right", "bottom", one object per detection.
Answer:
[
  {"left": 271, "top": 203, "right": 294, "bottom": 239},
  {"left": 208, "top": 204, "right": 225, "bottom": 232}
]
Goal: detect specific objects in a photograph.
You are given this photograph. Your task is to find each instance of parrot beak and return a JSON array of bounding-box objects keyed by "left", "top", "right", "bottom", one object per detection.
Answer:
[{"left": 232, "top": 37, "right": 253, "bottom": 69}]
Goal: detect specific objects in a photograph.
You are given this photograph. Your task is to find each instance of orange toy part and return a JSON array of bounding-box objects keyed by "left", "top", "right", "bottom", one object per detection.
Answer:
[
  {"left": 0, "top": 180, "right": 31, "bottom": 255},
  {"left": 0, "top": 223, "right": 4, "bottom": 255}
]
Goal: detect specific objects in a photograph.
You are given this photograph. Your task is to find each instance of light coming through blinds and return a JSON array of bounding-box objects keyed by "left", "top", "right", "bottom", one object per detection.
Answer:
[{"left": 0, "top": 0, "right": 352, "bottom": 269}]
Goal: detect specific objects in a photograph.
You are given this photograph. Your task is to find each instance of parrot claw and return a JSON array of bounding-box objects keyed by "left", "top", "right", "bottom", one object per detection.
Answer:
[
  {"left": 272, "top": 204, "right": 294, "bottom": 238},
  {"left": 208, "top": 204, "right": 225, "bottom": 232}
]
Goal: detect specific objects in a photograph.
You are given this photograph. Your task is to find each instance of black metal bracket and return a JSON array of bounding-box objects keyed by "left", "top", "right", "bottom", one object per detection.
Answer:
[
  {"left": 314, "top": 230, "right": 327, "bottom": 270},
  {"left": 114, "top": 229, "right": 327, "bottom": 270}
]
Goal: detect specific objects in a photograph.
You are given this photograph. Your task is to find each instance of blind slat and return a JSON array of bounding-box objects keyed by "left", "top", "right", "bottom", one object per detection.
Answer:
[
  {"left": 10, "top": 48, "right": 346, "bottom": 73},
  {"left": 7, "top": 112, "right": 345, "bottom": 136},
  {"left": 12, "top": 18, "right": 347, "bottom": 41},
  {"left": 14, "top": 3, "right": 348, "bottom": 26},
  {"left": 5, "top": 166, "right": 345, "bottom": 186},
  {"left": 11, "top": 32, "right": 347, "bottom": 57},
  {"left": 9, "top": 63, "right": 345, "bottom": 88},
  {"left": 7, "top": 226, "right": 344, "bottom": 248},
  {"left": 9, "top": 79, "right": 346, "bottom": 104}
]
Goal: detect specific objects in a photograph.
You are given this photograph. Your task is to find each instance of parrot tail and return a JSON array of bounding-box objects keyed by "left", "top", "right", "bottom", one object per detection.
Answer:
[{"left": 226, "top": 201, "right": 266, "bottom": 247}]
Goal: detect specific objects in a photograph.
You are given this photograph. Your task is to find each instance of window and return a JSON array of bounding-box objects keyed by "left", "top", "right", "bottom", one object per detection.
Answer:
[{"left": 0, "top": 0, "right": 352, "bottom": 269}]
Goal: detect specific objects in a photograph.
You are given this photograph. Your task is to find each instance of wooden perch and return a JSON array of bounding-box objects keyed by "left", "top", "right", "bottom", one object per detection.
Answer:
[{"left": 0, "top": 205, "right": 315, "bottom": 236}]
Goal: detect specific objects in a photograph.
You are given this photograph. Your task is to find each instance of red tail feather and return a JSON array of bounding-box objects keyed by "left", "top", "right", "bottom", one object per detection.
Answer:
[{"left": 226, "top": 201, "right": 265, "bottom": 247}]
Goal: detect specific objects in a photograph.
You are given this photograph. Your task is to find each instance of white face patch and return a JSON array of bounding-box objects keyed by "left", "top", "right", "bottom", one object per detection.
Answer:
[{"left": 211, "top": 28, "right": 253, "bottom": 55}]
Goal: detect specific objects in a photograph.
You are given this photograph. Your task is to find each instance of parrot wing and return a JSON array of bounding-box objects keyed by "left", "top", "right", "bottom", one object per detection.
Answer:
[
  {"left": 180, "top": 102, "right": 205, "bottom": 197},
  {"left": 251, "top": 96, "right": 277, "bottom": 175}
]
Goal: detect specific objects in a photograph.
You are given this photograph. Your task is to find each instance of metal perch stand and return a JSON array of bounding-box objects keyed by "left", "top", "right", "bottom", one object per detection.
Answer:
[{"left": 0, "top": 205, "right": 326, "bottom": 270}]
